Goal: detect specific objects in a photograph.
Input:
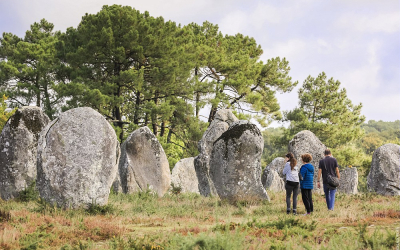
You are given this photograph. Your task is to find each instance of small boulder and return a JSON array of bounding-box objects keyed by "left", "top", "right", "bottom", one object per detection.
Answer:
[
  {"left": 119, "top": 127, "right": 171, "bottom": 197},
  {"left": 36, "top": 107, "right": 120, "bottom": 208},
  {"left": 367, "top": 144, "right": 400, "bottom": 196},
  {"left": 288, "top": 130, "right": 326, "bottom": 192},
  {"left": 261, "top": 157, "right": 285, "bottom": 185},
  {"left": 262, "top": 167, "right": 285, "bottom": 192},
  {"left": 171, "top": 157, "right": 199, "bottom": 194},
  {"left": 0, "top": 106, "right": 50, "bottom": 200},
  {"left": 337, "top": 167, "right": 358, "bottom": 194},
  {"left": 210, "top": 121, "right": 269, "bottom": 202},
  {"left": 194, "top": 109, "right": 239, "bottom": 196}
]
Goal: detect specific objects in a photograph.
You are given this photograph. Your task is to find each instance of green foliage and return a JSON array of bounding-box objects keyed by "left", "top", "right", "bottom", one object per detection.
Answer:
[
  {"left": 110, "top": 236, "right": 164, "bottom": 250},
  {"left": 358, "top": 223, "right": 397, "bottom": 249},
  {"left": 331, "top": 143, "right": 370, "bottom": 168},
  {"left": 0, "top": 19, "right": 61, "bottom": 119},
  {"left": 18, "top": 181, "right": 39, "bottom": 202},
  {"left": 85, "top": 203, "right": 116, "bottom": 215},
  {"left": 168, "top": 231, "right": 246, "bottom": 250},
  {"left": 285, "top": 72, "right": 365, "bottom": 148},
  {"left": 261, "top": 127, "right": 287, "bottom": 167},
  {"left": 170, "top": 183, "right": 183, "bottom": 196},
  {"left": 246, "top": 217, "right": 318, "bottom": 231},
  {"left": 360, "top": 120, "right": 400, "bottom": 154},
  {"left": 0, "top": 95, "right": 16, "bottom": 131}
]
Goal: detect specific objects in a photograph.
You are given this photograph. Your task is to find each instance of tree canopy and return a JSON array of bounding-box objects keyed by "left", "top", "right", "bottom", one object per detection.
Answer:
[
  {"left": 0, "top": 19, "right": 60, "bottom": 119},
  {"left": 284, "top": 72, "right": 365, "bottom": 148}
]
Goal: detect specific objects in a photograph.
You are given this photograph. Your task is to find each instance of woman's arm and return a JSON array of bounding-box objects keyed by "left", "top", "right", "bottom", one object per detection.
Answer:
[{"left": 282, "top": 162, "right": 290, "bottom": 175}]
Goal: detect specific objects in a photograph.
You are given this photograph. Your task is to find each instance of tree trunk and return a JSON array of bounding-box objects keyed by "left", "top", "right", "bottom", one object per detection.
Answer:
[
  {"left": 144, "top": 113, "right": 149, "bottom": 126},
  {"left": 36, "top": 73, "right": 41, "bottom": 108},
  {"left": 208, "top": 106, "right": 217, "bottom": 123},
  {"left": 160, "top": 121, "right": 166, "bottom": 137},
  {"left": 151, "top": 91, "right": 159, "bottom": 136},
  {"left": 195, "top": 92, "right": 200, "bottom": 118},
  {"left": 133, "top": 91, "right": 141, "bottom": 125},
  {"left": 43, "top": 82, "right": 53, "bottom": 120}
]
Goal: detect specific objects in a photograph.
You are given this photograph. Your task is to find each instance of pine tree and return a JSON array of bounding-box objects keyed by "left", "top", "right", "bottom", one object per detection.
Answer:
[
  {"left": 0, "top": 19, "right": 60, "bottom": 119},
  {"left": 285, "top": 72, "right": 365, "bottom": 147}
]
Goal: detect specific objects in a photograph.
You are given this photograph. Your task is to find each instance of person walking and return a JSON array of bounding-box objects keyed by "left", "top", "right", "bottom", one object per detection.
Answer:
[
  {"left": 317, "top": 149, "right": 340, "bottom": 211},
  {"left": 299, "top": 153, "right": 314, "bottom": 215},
  {"left": 282, "top": 153, "right": 299, "bottom": 215}
]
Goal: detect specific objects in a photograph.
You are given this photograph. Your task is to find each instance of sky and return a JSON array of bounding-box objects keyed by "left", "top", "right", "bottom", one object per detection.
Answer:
[{"left": 0, "top": 0, "right": 399, "bottom": 125}]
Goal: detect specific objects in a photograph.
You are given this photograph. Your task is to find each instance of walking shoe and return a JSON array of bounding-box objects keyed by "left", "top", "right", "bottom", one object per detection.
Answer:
[
  {"left": 293, "top": 210, "right": 297, "bottom": 215},
  {"left": 287, "top": 210, "right": 291, "bottom": 214}
]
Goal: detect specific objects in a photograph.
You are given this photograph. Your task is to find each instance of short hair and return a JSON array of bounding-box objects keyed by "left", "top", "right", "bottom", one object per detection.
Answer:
[
  {"left": 324, "top": 149, "right": 331, "bottom": 156},
  {"left": 301, "top": 154, "right": 312, "bottom": 163}
]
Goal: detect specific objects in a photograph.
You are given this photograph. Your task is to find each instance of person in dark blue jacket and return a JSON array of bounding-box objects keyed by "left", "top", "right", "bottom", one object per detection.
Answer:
[{"left": 299, "top": 153, "right": 314, "bottom": 215}]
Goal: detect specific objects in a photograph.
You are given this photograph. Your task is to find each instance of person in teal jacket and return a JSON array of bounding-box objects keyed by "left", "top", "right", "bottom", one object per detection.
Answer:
[{"left": 299, "top": 153, "right": 314, "bottom": 215}]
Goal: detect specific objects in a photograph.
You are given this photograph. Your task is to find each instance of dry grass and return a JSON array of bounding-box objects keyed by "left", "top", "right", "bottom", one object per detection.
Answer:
[{"left": 0, "top": 190, "right": 399, "bottom": 249}]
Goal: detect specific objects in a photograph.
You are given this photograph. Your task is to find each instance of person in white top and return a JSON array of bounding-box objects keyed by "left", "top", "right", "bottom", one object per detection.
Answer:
[{"left": 282, "top": 152, "right": 300, "bottom": 215}]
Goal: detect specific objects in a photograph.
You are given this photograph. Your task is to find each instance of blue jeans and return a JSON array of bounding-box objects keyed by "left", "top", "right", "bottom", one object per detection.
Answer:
[{"left": 323, "top": 184, "right": 337, "bottom": 210}]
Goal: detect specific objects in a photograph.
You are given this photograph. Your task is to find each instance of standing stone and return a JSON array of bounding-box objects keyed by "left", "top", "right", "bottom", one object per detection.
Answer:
[
  {"left": 119, "top": 127, "right": 171, "bottom": 197},
  {"left": 262, "top": 168, "right": 285, "bottom": 192},
  {"left": 261, "top": 157, "right": 286, "bottom": 185},
  {"left": 367, "top": 144, "right": 400, "bottom": 196},
  {"left": 210, "top": 120, "right": 269, "bottom": 202},
  {"left": 194, "top": 109, "right": 239, "bottom": 196},
  {"left": 288, "top": 130, "right": 326, "bottom": 192},
  {"left": 337, "top": 167, "right": 358, "bottom": 194},
  {"left": 37, "top": 107, "right": 120, "bottom": 208},
  {"left": 0, "top": 107, "right": 50, "bottom": 200},
  {"left": 171, "top": 157, "right": 199, "bottom": 194}
]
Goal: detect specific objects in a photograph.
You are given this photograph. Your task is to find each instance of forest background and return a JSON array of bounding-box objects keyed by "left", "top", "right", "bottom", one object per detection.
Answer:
[{"left": 0, "top": 5, "right": 399, "bottom": 193}]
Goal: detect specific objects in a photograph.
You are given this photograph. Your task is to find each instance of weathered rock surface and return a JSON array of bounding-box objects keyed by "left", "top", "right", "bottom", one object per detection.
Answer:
[
  {"left": 262, "top": 167, "right": 285, "bottom": 192},
  {"left": 37, "top": 107, "right": 120, "bottom": 208},
  {"left": 288, "top": 130, "right": 326, "bottom": 192},
  {"left": 261, "top": 157, "right": 286, "bottom": 185},
  {"left": 337, "top": 167, "right": 358, "bottom": 194},
  {"left": 367, "top": 144, "right": 400, "bottom": 196},
  {"left": 171, "top": 157, "right": 199, "bottom": 194},
  {"left": 194, "top": 109, "right": 239, "bottom": 196},
  {"left": 0, "top": 106, "right": 50, "bottom": 200},
  {"left": 119, "top": 127, "right": 171, "bottom": 197},
  {"left": 210, "top": 120, "right": 269, "bottom": 202}
]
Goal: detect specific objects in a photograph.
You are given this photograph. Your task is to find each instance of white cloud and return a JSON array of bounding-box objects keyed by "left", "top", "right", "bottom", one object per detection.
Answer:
[{"left": 336, "top": 11, "right": 400, "bottom": 34}]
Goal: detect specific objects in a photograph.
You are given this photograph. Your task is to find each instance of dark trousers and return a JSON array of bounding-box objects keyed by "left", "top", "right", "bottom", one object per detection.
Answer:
[
  {"left": 301, "top": 189, "right": 313, "bottom": 213},
  {"left": 285, "top": 182, "right": 299, "bottom": 211}
]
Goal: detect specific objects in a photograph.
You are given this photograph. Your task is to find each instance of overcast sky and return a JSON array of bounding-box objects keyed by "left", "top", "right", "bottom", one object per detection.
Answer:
[{"left": 0, "top": 0, "right": 399, "bottom": 124}]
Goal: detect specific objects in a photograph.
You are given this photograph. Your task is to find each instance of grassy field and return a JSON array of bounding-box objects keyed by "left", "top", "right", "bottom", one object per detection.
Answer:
[{"left": 0, "top": 188, "right": 399, "bottom": 250}]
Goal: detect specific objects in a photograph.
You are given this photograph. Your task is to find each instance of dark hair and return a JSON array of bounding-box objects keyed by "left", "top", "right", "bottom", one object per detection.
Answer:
[
  {"left": 301, "top": 153, "right": 312, "bottom": 163},
  {"left": 324, "top": 148, "right": 331, "bottom": 156},
  {"left": 286, "top": 152, "right": 297, "bottom": 170}
]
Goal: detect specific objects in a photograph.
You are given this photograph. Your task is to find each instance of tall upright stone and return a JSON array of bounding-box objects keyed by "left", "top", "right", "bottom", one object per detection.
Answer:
[
  {"left": 367, "top": 144, "right": 400, "bottom": 196},
  {"left": 36, "top": 107, "right": 120, "bottom": 208},
  {"left": 171, "top": 157, "right": 199, "bottom": 194},
  {"left": 338, "top": 167, "right": 358, "bottom": 194},
  {"left": 0, "top": 106, "right": 50, "bottom": 200},
  {"left": 262, "top": 168, "right": 285, "bottom": 192},
  {"left": 288, "top": 130, "right": 326, "bottom": 192},
  {"left": 210, "top": 121, "right": 269, "bottom": 202},
  {"left": 119, "top": 127, "right": 171, "bottom": 197},
  {"left": 194, "top": 109, "right": 239, "bottom": 196},
  {"left": 261, "top": 157, "right": 286, "bottom": 186}
]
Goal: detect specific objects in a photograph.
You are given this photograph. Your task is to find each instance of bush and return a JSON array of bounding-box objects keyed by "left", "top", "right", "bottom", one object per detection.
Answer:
[
  {"left": 86, "top": 203, "right": 116, "bottom": 215},
  {"left": 18, "top": 181, "right": 39, "bottom": 202}
]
